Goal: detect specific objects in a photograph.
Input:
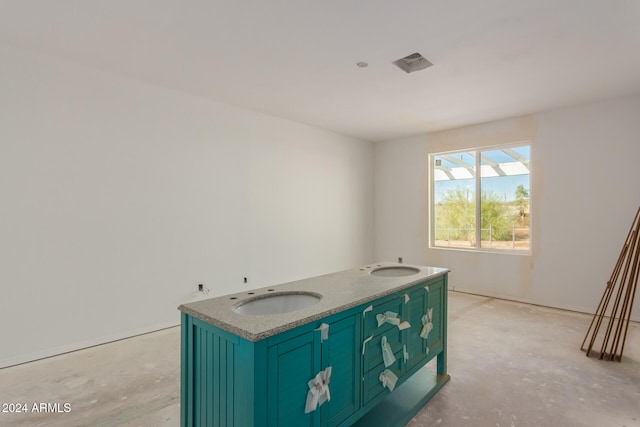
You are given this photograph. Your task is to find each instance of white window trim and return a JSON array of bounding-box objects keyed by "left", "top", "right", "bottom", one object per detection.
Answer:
[{"left": 428, "top": 141, "right": 532, "bottom": 256}]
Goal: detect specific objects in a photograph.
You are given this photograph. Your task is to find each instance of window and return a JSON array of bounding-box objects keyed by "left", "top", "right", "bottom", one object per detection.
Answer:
[{"left": 430, "top": 143, "right": 531, "bottom": 253}]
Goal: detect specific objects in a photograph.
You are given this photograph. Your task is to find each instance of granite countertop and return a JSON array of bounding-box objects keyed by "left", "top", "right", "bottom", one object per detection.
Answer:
[{"left": 178, "top": 262, "right": 449, "bottom": 342}]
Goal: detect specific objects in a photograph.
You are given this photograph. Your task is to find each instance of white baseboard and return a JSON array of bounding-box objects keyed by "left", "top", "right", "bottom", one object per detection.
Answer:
[
  {"left": 0, "top": 321, "right": 179, "bottom": 369},
  {"left": 450, "top": 288, "right": 640, "bottom": 323}
]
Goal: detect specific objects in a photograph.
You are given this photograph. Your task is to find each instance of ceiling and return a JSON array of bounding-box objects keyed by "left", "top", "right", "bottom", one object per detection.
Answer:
[{"left": 1, "top": 1, "right": 639, "bottom": 142}]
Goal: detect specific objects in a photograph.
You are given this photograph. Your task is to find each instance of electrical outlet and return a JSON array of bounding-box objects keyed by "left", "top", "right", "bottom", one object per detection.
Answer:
[{"left": 196, "top": 284, "right": 210, "bottom": 295}]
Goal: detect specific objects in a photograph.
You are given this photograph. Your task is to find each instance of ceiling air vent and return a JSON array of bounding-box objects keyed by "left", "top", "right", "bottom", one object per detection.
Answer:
[{"left": 393, "top": 52, "right": 433, "bottom": 74}]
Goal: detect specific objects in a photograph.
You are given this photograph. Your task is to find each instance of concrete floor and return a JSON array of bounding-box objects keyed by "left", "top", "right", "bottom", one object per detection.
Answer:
[{"left": 1, "top": 291, "right": 639, "bottom": 427}]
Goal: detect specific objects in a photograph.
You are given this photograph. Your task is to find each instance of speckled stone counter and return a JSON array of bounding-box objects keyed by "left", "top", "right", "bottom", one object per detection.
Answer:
[{"left": 178, "top": 262, "right": 448, "bottom": 342}]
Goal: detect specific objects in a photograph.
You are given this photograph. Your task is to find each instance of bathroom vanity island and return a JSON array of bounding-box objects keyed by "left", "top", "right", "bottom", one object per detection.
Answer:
[{"left": 178, "top": 263, "right": 449, "bottom": 427}]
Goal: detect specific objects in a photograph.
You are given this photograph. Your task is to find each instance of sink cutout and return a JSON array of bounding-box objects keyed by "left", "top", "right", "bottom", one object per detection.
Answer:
[
  {"left": 234, "top": 292, "right": 321, "bottom": 316},
  {"left": 371, "top": 266, "right": 420, "bottom": 277}
]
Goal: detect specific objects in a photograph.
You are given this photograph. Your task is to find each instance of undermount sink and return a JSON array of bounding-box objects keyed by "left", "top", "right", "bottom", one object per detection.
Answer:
[
  {"left": 371, "top": 266, "right": 420, "bottom": 277},
  {"left": 234, "top": 292, "right": 322, "bottom": 316}
]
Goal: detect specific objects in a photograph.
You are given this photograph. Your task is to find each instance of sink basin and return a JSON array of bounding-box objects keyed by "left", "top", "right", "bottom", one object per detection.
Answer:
[
  {"left": 371, "top": 266, "right": 420, "bottom": 277},
  {"left": 234, "top": 292, "right": 322, "bottom": 316}
]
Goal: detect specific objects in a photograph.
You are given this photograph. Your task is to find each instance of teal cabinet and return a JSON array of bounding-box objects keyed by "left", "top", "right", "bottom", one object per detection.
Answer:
[
  {"left": 181, "top": 316, "right": 262, "bottom": 427},
  {"left": 404, "top": 278, "right": 445, "bottom": 373},
  {"left": 360, "top": 278, "right": 446, "bottom": 410},
  {"left": 268, "top": 330, "right": 321, "bottom": 427},
  {"left": 361, "top": 297, "right": 405, "bottom": 406},
  {"left": 181, "top": 273, "right": 448, "bottom": 427},
  {"left": 425, "top": 280, "right": 445, "bottom": 360},
  {"left": 351, "top": 275, "right": 449, "bottom": 427},
  {"left": 265, "top": 313, "right": 361, "bottom": 427},
  {"left": 404, "top": 286, "right": 429, "bottom": 372},
  {"left": 320, "top": 314, "right": 361, "bottom": 427}
]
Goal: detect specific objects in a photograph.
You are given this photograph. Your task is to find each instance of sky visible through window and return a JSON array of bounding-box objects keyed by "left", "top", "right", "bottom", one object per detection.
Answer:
[{"left": 433, "top": 146, "right": 530, "bottom": 204}]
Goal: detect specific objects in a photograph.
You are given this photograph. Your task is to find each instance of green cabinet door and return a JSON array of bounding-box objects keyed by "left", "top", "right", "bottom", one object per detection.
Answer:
[
  {"left": 425, "top": 279, "right": 444, "bottom": 357},
  {"left": 320, "top": 314, "right": 361, "bottom": 427},
  {"left": 266, "top": 312, "right": 362, "bottom": 427},
  {"left": 267, "top": 330, "right": 321, "bottom": 427},
  {"left": 403, "top": 277, "right": 446, "bottom": 372},
  {"left": 404, "top": 286, "right": 429, "bottom": 373}
]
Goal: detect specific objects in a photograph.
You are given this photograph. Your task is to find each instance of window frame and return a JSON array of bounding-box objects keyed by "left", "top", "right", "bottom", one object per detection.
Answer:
[{"left": 428, "top": 141, "right": 532, "bottom": 255}]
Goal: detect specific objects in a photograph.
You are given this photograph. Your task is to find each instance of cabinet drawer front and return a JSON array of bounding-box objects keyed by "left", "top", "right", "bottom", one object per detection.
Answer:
[
  {"left": 362, "top": 330, "right": 403, "bottom": 372},
  {"left": 363, "top": 297, "right": 407, "bottom": 336},
  {"left": 362, "top": 358, "right": 402, "bottom": 405}
]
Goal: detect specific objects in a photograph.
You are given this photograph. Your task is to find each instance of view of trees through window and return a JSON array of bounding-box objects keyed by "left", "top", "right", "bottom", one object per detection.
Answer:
[{"left": 431, "top": 145, "right": 530, "bottom": 251}]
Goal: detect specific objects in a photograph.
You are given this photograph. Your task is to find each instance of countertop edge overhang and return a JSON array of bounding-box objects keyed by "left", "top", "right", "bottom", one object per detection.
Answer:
[{"left": 178, "top": 262, "right": 449, "bottom": 342}]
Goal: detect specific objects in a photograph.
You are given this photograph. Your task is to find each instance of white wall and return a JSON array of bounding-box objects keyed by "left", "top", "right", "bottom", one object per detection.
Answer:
[
  {"left": 375, "top": 95, "right": 640, "bottom": 321},
  {"left": 0, "top": 47, "right": 374, "bottom": 368}
]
